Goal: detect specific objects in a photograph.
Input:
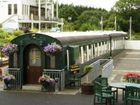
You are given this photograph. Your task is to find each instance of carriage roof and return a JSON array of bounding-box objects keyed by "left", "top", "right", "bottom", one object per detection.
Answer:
[{"left": 38, "top": 31, "right": 127, "bottom": 44}]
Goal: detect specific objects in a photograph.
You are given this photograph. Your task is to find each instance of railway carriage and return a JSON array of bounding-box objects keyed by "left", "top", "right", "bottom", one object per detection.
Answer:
[{"left": 7, "top": 31, "right": 127, "bottom": 89}]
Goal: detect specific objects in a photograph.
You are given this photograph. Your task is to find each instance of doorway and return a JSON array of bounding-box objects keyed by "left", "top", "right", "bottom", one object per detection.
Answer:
[{"left": 24, "top": 45, "right": 42, "bottom": 84}]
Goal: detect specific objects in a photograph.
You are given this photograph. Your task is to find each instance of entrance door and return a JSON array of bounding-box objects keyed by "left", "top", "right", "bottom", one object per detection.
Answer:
[{"left": 26, "top": 46, "right": 42, "bottom": 84}]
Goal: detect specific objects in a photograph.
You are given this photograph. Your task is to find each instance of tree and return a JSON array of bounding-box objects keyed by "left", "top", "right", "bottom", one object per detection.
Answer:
[
  {"left": 58, "top": 4, "right": 108, "bottom": 31},
  {"left": 76, "top": 10, "right": 107, "bottom": 31},
  {"left": 112, "top": 0, "right": 140, "bottom": 32},
  {"left": 59, "top": 4, "right": 78, "bottom": 22}
]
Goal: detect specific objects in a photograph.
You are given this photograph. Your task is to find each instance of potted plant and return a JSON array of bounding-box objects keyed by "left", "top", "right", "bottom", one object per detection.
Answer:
[
  {"left": 122, "top": 72, "right": 140, "bottom": 82},
  {"left": 2, "top": 43, "right": 18, "bottom": 56},
  {"left": 3, "top": 74, "right": 15, "bottom": 89},
  {"left": 38, "top": 74, "right": 56, "bottom": 92},
  {"left": 43, "top": 42, "right": 62, "bottom": 56},
  {"left": 81, "top": 65, "right": 94, "bottom": 94}
]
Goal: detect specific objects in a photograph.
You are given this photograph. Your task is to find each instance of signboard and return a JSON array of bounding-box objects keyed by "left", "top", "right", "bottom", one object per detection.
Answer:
[{"left": 70, "top": 64, "right": 80, "bottom": 73}]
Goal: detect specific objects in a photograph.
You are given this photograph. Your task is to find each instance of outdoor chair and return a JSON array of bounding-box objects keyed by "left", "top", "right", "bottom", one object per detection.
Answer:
[
  {"left": 68, "top": 72, "right": 81, "bottom": 87},
  {"left": 128, "top": 76, "right": 139, "bottom": 83},
  {"left": 95, "top": 77, "right": 118, "bottom": 101},
  {"left": 94, "top": 81, "right": 115, "bottom": 105},
  {"left": 125, "top": 86, "right": 140, "bottom": 105}
]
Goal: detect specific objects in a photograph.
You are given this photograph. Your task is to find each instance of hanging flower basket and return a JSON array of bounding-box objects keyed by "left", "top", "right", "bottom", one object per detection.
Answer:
[
  {"left": 2, "top": 43, "right": 18, "bottom": 56},
  {"left": 43, "top": 42, "right": 62, "bottom": 56}
]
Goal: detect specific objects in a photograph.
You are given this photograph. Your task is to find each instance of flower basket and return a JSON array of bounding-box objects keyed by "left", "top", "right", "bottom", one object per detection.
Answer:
[
  {"left": 38, "top": 74, "right": 56, "bottom": 92},
  {"left": 3, "top": 74, "right": 15, "bottom": 89},
  {"left": 43, "top": 42, "right": 62, "bottom": 56},
  {"left": 81, "top": 83, "right": 94, "bottom": 95},
  {"left": 2, "top": 43, "right": 18, "bottom": 56}
]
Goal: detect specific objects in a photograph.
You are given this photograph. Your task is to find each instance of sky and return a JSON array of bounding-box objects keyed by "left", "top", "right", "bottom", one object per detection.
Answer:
[{"left": 54, "top": 0, "right": 119, "bottom": 11}]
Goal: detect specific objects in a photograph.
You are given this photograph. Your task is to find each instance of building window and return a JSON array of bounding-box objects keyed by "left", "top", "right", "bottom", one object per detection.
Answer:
[
  {"left": 8, "top": 4, "right": 12, "bottom": 15},
  {"left": 14, "top": 4, "right": 17, "bottom": 14}
]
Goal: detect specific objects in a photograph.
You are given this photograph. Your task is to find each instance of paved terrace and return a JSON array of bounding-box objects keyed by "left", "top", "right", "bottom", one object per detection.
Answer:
[
  {"left": 109, "top": 50, "right": 140, "bottom": 83},
  {"left": 0, "top": 50, "right": 140, "bottom": 105}
]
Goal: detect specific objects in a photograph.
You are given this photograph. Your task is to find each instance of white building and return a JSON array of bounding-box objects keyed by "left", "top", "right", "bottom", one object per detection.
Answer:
[{"left": 0, "top": 0, "right": 63, "bottom": 31}]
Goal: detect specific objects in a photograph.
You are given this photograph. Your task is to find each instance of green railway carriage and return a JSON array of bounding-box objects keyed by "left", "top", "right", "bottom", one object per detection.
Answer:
[{"left": 8, "top": 31, "right": 127, "bottom": 89}]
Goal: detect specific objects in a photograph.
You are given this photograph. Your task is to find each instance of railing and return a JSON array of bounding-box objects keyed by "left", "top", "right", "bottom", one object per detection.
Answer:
[
  {"left": 43, "top": 69, "right": 65, "bottom": 91},
  {"left": 81, "top": 59, "right": 113, "bottom": 84},
  {"left": 8, "top": 68, "right": 22, "bottom": 89},
  {"left": 81, "top": 60, "right": 102, "bottom": 84},
  {"left": 102, "top": 59, "right": 113, "bottom": 77}
]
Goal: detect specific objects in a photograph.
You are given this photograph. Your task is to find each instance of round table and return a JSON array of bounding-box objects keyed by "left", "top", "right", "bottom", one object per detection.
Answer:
[{"left": 110, "top": 82, "right": 140, "bottom": 89}]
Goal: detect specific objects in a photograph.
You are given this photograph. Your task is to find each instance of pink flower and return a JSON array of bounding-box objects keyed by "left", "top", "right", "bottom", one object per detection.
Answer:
[{"left": 123, "top": 72, "right": 140, "bottom": 81}]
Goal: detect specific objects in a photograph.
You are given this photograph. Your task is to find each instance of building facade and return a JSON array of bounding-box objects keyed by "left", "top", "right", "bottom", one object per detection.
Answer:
[{"left": 0, "top": 0, "right": 63, "bottom": 31}]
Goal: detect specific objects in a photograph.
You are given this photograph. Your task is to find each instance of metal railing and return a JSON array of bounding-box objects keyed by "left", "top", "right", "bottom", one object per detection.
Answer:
[
  {"left": 43, "top": 69, "right": 65, "bottom": 91},
  {"left": 8, "top": 68, "right": 22, "bottom": 89}
]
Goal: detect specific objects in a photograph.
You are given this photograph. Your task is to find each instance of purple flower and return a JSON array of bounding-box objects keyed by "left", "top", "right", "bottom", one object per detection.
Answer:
[
  {"left": 2, "top": 43, "right": 18, "bottom": 56},
  {"left": 3, "top": 74, "right": 15, "bottom": 81},
  {"left": 38, "top": 74, "right": 55, "bottom": 84},
  {"left": 43, "top": 42, "right": 62, "bottom": 56}
]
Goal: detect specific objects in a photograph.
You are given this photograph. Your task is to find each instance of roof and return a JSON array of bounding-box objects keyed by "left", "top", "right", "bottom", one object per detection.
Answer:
[{"left": 38, "top": 31, "right": 127, "bottom": 44}]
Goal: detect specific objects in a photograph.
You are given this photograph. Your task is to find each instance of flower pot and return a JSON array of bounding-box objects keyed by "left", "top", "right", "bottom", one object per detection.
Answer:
[
  {"left": 81, "top": 83, "right": 94, "bottom": 95},
  {"left": 4, "top": 79, "right": 13, "bottom": 89}
]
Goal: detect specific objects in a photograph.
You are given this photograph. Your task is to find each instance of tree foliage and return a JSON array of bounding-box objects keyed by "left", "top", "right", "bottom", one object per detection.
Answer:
[
  {"left": 112, "top": 0, "right": 140, "bottom": 32},
  {"left": 58, "top": 1, "right": 140, "bottom": 33},
  {"left": 58, "top": 4, "right": 108, "bottom": 31}
]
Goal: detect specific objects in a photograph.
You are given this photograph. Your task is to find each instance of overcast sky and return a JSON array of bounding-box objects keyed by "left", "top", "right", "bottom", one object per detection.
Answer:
[{"left": 54, "top": 0, "right": 118, "bottom": 11}]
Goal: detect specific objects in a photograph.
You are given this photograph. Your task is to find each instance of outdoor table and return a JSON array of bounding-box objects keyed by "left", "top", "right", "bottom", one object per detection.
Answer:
[{"left": 109, "top": 82, "right": 140, "bottom": 100}]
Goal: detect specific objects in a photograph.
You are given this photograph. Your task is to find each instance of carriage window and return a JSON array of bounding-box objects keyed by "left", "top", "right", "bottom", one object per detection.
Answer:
[
  {"left": 78, "top": 47, "right": 82, "bottom": 63},
  {"left": 88, "top": 44, "right": 93, "bottom": 60},
  {"left": 29, "top": 48, "right": 41, "bottom": 66},
  {"left": 50, "top": 56, "right": 55, "bottom": 68},
  {"left": 86, "top": 45, "right": 89, "bottom": 61},
  {"left": 13, "top": 52, "right": 18, "bottom": 67},
  {"left": 94, "top": 43, "right": 98, "bottom": 57},
  {"left": 83, "top": 46, "right": 87, "bottom": 62},
  {"left": 104, "top": 41, "right": 107, "bottom": 53}
]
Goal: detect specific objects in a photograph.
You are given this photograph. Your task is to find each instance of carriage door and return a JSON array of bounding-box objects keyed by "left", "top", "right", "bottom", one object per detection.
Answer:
[{"left": 26, "top": 46, "right": 42, "bottom": 84}]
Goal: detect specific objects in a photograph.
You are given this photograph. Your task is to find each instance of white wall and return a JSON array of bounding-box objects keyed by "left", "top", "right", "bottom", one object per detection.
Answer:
[
  {"left": 125, "top": 40, "right": 140, "bottom": 50},
  {"left": 0, "top": 1, "right": 8, "bottom": 23},
  {"left": 0, "top": 0, "right": 37, "bottom": 23},
  {"left": 2, "top": 15, "right": 18, "bottom": 29}
]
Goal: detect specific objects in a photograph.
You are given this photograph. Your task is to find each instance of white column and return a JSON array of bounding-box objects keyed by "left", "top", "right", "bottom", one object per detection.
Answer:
[
  {"left": 31, "top": 13, "right": 33, "bottom": 30},
  {"left": 45, "top": 0, "right": 48, "bottom": 19},
  {"left": 129, "top": 16, "right": 132, "bottom": 40},
  {"left": 86, "top": 45, "right": 89, "bottom": 61},
  {"left": 56, "top": 0, "right": 58, "bottom": 19},
  {"left": 81, "top": 46, "right": 84, "bottom": 63},
  {"left": 114, "top": 16, "right": 117, "bottom": 31},
  {"left": 61, "top": 18, "right": 64, "bottom": 32},
  {"left": 91, "top": 44, "right": 93, "bottom": 58},
  {"left": 100, "top": 16, "right": 103, "bottom": 31},
  {"left": 51, "top": 3, "right": 54, "bottom": 19},
  {"left": 38, "top": 0, "right": 41, "bottom": 31},
  {"left": 66, "top": 50, "right": 69, "bottom": 70}
]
